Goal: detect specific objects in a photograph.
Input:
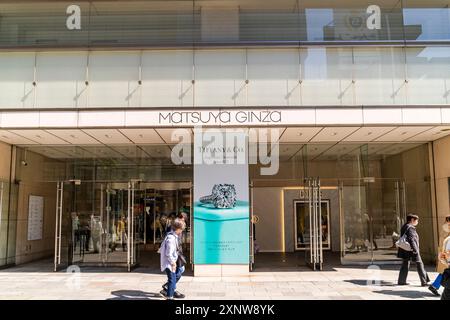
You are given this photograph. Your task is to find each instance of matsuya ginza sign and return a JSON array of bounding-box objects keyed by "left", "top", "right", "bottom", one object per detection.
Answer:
[{"left": 158, "top": 110, "right": 282, "bottom": 126}]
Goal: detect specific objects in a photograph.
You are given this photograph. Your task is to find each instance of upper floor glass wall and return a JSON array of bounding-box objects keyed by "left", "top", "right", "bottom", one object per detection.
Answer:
[
  {"left": 0, "top": 46, "right": 449, "bottom": 108},
  {"left": 0, "top": 0, "right": 449, "bottom": 48}
]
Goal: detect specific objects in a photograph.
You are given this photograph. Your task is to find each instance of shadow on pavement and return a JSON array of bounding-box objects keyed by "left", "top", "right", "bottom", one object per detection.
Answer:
[
  {"left": 344, "top": 279, "right": 396, "bottom": 286},
  {"left": 373, "top": 289, "right": 438, "bottom": 299},
  {"left": 108, "top": 290, "right": 163, "bottom": 300}
]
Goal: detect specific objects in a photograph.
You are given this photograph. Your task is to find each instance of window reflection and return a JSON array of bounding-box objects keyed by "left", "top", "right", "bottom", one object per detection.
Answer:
[
  {"left": 403, "top": 1, "right": 450, "bottom": 41},
  {"left": 1, "top": 1, "right": 450, "bottom": 47}
]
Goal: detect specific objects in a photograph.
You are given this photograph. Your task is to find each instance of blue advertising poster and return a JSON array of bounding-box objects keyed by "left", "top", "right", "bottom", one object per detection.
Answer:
[{"left": 193, "top": 130, "right": 249, "bottom": 264}]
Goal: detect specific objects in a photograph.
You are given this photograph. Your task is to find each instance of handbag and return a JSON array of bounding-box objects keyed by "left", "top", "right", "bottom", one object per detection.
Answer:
[
  {"left": 176, "top": 239, "right": 187, "bottom": 267},
  {"left": 177, "top": 253, "right": 187, "bottom": 267},
  {"left": 395, "top": 233, "right": 412, "bottom": 251}
]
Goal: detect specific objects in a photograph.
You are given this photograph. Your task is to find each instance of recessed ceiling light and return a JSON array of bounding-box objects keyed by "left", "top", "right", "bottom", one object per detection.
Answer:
[
  {"left": 332, "top": 132, "right": 338, "bottom": 136},
  {"left": 366, "top": 132, "right": 373, "bottom": 136},
  {"left": 401, "top": 132, "right": 408, "bottom": 135},
  {"left": 35, "top": 135, "right": 42, "bottom": 139},
  {"left": 105, "top": 134, "right": 111, "bottom": 138},
  {"left": 70, "top": 134, "right": 77, "bottom": 139},
  {"left": 297, "top": 132, "right": 303, "bottom": 136}
]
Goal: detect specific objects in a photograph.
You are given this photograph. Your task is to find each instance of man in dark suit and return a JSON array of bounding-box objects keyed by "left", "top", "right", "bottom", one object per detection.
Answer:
[{"left": 397, "top": 213, "right": 430, "bottom": 286}]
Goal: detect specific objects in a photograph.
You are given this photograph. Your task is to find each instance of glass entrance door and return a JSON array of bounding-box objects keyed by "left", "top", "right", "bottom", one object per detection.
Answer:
[
  {"left": 339, "top": 178, "right": 406, "bottom": 265},
  {"left": 54, "top": 180, "right": 192, "bottom": 271},
  {"left": 54, "top": 180, "right": 83, "bottom": 271},
  {"left": 102, "top": 182, "right": 129, "bottom": 266},
  {"left": 54, "top": 180, "right": 140, "bottom": 271}
]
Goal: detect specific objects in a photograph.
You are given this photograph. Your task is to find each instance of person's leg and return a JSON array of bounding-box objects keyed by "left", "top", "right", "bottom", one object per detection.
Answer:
[
  {"left": 442, "top": 287, "right": 450, "bottom": 300},
  {"left": 165, "top": 268, "right": 176, "bottom": 298},
  {"left": 415, "top": 256, "right": 429, "bottom": 285},
  {"left": 432, "top": 274, "right": 443, "bottom": 290},
  {"left": 176, "top": 266, "right": 185, "bottom": 283},
  {"left": 85, "top": 230, "right": 91, "bottom": 251},
  {"left": 398, "top": 258, "right": 410, "bottom": 284},
  {"left": 163, "top": 266, "right": 184, "bottom": 291}
]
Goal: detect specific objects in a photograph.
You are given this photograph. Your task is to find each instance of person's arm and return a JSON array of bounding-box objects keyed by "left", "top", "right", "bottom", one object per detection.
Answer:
[
  {"left": 440, "top": 237, "right": 450, "bottom": 260},
  {"left": 406, "top": 227, "right": 419, "bottom": 255}
]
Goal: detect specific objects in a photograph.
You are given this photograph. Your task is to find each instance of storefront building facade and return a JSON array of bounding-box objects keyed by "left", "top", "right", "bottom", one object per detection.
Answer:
[{"left": 0, "top": 0, "right": 450, "bottom": 275}]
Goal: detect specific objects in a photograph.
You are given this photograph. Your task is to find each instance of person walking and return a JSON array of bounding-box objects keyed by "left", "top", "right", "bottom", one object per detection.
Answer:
[
  {"left": 159, "top": 220, "right": 186, "bottom": 300},
  {"left": 160, "top": 211, "right": 187, "bottom": 299},
  {"left": 428, "top": 215, "right": 450, "bottom": 296},
  {"left": 397, "top": 213, "right": 430, "bottom": 286}
]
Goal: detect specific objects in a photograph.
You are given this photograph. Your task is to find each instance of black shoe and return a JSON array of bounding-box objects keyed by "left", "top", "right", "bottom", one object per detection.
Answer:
[
  {"left": 397, "top": 282, "right": 410, "bottom": 286},
  {"left": 421, "top": 282, "right": 430, "bottom": 287},
  {"left": 174, "top": 291, "right": 185, "bottom": 299},
  {"left": 428, "top": 285, "right": 440, "bottom": 296},
  {"left": 160, "top": 289, "right": 184, "bottom": 299}
]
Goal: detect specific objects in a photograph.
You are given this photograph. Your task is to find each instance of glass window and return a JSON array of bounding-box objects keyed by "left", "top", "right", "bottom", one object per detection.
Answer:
[
  {"left": 0, "top": 1, "right": 90, "bottom": 47},
  {"left": 403, "top": 0, "right": 450, "bottom": 41},
  {"left": 35, "top": 52, "right": 88, "bottom": 108},
  {"left": 194, "top": 50, "right": 246, "bottom": 107},
  {"left": 300, "top": 47, "right": 354, "bottom": 106},
  {"left": 141, "top": 50, "right": 194, "bottom": 108},
  {"left": 299, "top": 0, "right": 404, "bottom": 42},
  {"left": 247, "top": 49, "right": 300, "bottom": 106},
  {"left": 406, "top": 46, "right": 450, "bottom": 105},
  {"left": 2, "top": 1, "right": 450, "bottom": 47},
  {"left": 89, "top": 1, "right": 197, "bottom": 46},
  {"left": 237, "top": 0, "right": 301, "bottom": 42},
  {"left": 88, "top": 51, "right": 140, "bottom": 107},
  {"left": 353, "top": 47, "right": 407, "bottom": 106},
  {"left": 0, "top": 52, "right": 35, "bottom": 108}
]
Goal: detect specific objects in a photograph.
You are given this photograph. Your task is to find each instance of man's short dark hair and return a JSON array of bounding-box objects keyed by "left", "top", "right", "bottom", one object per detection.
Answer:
[
  {"left": 407, "top": 214, "right": 419, "bottom": 222},
  {"left": 445, "top": 215, "right": 450, "bottom": 223},
  {"left": 172, "top": 219, "right": 185, "bottom": 231}
]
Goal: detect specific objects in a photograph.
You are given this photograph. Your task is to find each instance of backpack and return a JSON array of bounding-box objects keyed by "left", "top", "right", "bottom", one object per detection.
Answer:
[{"left": 395, "top": 226, "right": 412, "bottom": 251}]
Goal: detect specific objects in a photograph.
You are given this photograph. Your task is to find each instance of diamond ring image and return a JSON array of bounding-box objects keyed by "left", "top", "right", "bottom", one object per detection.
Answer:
[{"left": 199, "top": 184, "right": 237, "bottom": 209}]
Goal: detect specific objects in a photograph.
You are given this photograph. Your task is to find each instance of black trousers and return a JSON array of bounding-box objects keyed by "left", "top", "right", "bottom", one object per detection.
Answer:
[
  {"left": 398, "top": 257, "right": 430, "bottom": 285},
  {"left": 442, "top": 288, "right": 450, "bottom": 300}
]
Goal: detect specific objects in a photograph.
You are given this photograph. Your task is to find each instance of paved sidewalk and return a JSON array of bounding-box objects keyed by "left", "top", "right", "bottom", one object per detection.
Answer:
[{"left": 0, "top": 260, "right": 442, "bottom": 300}]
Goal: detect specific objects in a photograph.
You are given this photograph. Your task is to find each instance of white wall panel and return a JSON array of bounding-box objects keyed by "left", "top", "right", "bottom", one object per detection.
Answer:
[
  {"left": 247, "top": 49, "right": 300, "bottom": 106},
  {"left": 141, "top": 50, "right": 193, "bottom": 107},
  {"left": 88, "top": 51, "right": 140, "bottom": 107},
  {"left": 35, "top": 52, "right": 88, "bottom": 108},
  {"left": 363, "top": 108, "right": 403, "bottom": 125},
  {"left": 316, "top": 108, "right": 363, "bottom": 125},
  {"left": 194, "top": 50, "right": 246, "bottom": 107},
  {"left": 0, "top": 52, "right": 35, "bottom": 108}
]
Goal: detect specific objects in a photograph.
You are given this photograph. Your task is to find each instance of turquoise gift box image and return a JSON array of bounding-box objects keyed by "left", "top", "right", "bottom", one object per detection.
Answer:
[{"left": 194, "top": 200, "right": 249, "bottom": 264}]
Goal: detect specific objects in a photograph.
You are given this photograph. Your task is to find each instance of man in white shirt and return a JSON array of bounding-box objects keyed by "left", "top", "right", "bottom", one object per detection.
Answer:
[{"left": 159, "top": 220, "right": 186, "bottom": 300}]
